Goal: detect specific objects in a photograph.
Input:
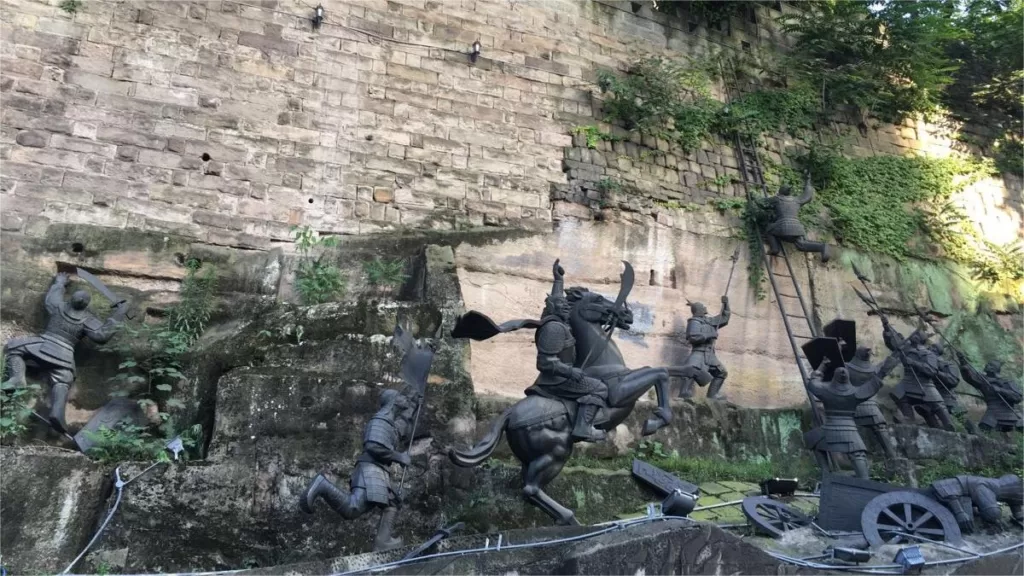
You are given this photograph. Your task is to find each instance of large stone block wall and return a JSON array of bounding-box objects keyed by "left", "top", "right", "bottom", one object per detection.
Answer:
[{"left": 2, "top": 0, "right": 1020, "bottom": 249}]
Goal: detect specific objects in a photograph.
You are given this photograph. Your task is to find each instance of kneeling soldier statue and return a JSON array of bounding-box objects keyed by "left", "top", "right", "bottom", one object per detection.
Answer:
[
  {"left": 3, "top": 271, "right": 127, "bottom": 433},
  {"left": 300, "top": 388, "right": 416, "bottom": 551}
]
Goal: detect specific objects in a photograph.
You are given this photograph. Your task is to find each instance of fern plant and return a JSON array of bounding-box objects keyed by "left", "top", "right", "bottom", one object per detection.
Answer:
[
  {"left": 363, "top": 257, "right": 407, "bottom": 291},
  {"left": 292, "top": 226, "right": 346, "bottom": 304}
]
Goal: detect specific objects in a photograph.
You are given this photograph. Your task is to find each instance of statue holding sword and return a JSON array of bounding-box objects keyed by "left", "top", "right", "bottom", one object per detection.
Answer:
[{"left": 2, "top": 269, "right": 129, "bottom": 434}]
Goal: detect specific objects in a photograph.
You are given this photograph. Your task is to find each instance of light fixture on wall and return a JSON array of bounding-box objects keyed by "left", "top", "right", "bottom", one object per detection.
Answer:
[
  {"left": 470, "top": 40, "right": 481, "bottom": 64},
  {"left": 312, "top": 3, "right": 325, "bottom": 30}
]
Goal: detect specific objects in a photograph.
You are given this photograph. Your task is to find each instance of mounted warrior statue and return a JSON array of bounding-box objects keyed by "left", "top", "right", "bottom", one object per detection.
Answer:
[
  {"left": 449, "top": 260, "right": 697, "bottom": 525},
  {"left": 761, "top": 172, "right": 831, "bottom": 263},
  {"left": 2, "top": 270, "right": 128, "bottom": 433},
  {"left": 956, "top": 354, "right": 1023, "bottom": 433}
]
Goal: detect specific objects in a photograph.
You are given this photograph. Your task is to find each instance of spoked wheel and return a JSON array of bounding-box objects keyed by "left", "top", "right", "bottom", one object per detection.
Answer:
[
  {"left": 742, "top": 496, "right": 812, "bottom": 538},
  {"left": 861, "top": 491, "right": 963, "bottom": 547}
]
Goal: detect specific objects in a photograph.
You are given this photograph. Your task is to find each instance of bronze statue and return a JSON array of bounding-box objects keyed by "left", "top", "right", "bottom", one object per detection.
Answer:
[
  {"left": 761, "top": 173, "right": 831, "bottom": 262},
  {"left": 450, "top": 260, "right": 701, "bottom": 525},
  {"left": 527, "top": 260, "right": 609, "bottom": 442},
  {"left": 956, "top": 354, "right": 1023, "bottom": 432},
  {"left": 930, "top": 342, "right": 976, "bottom": 433},
  {"left": 2, "top": 272, "right": 127, "bottom": 433},
  {"left": 300, "top": 388, "right": 414, "bottom": 550},
  {"left": 677, "top": 296, "right": 730, "bottom": 401},
  {"left": 929, "top": 474, "right": 1023, "bottom": 533},
  {"left": 299, "top": 322, "right": 435, "bottom": 551},
  {"left": 882, "top": 322, "right": 955, "bottom": 431},
  {"left": 848, "top": 347, "right": 899, "bottom": 459},
  {"left": 803, "top": 349, "right": 898, "bottom": 479}
]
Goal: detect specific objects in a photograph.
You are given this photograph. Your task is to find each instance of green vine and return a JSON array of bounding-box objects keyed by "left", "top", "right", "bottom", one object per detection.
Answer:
[{"left": 571, "top": 125, "right": 617, "bottom": 149}]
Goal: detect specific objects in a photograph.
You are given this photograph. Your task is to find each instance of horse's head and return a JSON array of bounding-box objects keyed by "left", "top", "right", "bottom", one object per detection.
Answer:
[{"left": 565, "top": 287, "right": 633, "bottom": 330}]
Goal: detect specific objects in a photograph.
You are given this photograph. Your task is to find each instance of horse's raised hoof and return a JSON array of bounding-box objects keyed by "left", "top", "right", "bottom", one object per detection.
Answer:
[
  {"left": 558, "top": 514, "right": 581, "bottom": 526},
  {"left": 641, "top": 416, "right": 667, "bottom": 436}
]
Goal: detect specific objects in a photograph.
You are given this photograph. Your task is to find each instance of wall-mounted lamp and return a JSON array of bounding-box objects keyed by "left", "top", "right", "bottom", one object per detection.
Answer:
[
  {"left": 470, "top": 40, "right": 481, "bottom": 64},
  {"left": 312, "top": 3, "right": 325, "bottom": 30}
]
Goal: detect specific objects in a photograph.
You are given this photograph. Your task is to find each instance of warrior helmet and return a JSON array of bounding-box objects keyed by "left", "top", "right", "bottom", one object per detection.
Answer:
[
  {"left": 833, "top": 367, "right": 850, "bottom": 384},
  {"left": 853, "top": 346, "right": 873, "bottom": 361},
  {"left": 996, "top": 474, "right": 1023, "bottom": 503},
  {"left": 70, "top": 290, "right": 91, "bottom": 310},
  {"left": 984, "top": 360, "right": 1003, "bottom": 376},
  {"left": 688, "top": 301, "right": 707, "bottom": 317},
  {"left": 778, "top": 184, "right": 792, "bottom": 197}
]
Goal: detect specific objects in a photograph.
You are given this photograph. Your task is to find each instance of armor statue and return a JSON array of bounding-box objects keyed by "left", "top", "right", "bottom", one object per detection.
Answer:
[
  {"left": 524, "top": 260, "right": 609, "bottom": 442},
  {"left": 2, "top": 272, "right": 127, "bottom": 433},
  {"left": 929, "top": 342, "right": 975, "bottom": 433},
  {"left": 677, "top": 296, "right": 730, "bottom": 400},
  {"left": 882, "top": 322, "right": 955, "bottom": 431},
  {"left": 848, "top": 347, "right": 899, "bottom": 459},
  {"left": 804, "top": 355, "right": 898, "bottom": 479},
  {"left": 300, "top": 388, "right": 416, "bottom": 551},
  {"left": 956, "top": 354, "right": 1023, "bottom": 432},
  {"left": 929, "top": 474, "right": 1023, "bottom": 533},
  {"left": 761, "top": 174, "right": 831, "bottom": 263}
]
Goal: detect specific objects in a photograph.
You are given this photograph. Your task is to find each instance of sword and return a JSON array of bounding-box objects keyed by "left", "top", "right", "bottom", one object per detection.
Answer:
[
  {"left": 75, "top": 268, "right": 132, "bottom": 319},
  {"left": 580, "top": 261, "right": 635, "bottom": 371}
]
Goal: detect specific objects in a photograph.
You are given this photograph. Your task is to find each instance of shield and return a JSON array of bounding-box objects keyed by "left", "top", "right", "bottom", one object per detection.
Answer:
[
  {"left": 823, "top": 319, "right": 857, "bottom": 362},
  {"left": 73, "top": 398, "right": 147, "bottom": 453},
  {"left": 802, "top": 337, "right": 846, "bottom": 381},
  {"left": 631, "top": 458, "right": 699, "bottom": 498}
]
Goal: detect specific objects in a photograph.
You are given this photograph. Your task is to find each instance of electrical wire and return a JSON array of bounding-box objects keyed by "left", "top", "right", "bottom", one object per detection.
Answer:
[{"left": 61, "top": 468, "right": 125, "bottom": 575}]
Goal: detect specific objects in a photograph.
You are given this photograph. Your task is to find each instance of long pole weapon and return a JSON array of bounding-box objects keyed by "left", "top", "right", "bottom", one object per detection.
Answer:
[
  {"left": 914, "top": 307, "right": 1022, "bottom": 420},
  {"left": 709, "top": 246, "right": 742, "bottom": 361},
  {"left": 850, "top": 264, "right": 954, "bottom": 400}
]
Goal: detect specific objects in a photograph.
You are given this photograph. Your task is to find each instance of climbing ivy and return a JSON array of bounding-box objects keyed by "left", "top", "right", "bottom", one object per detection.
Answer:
[{"left": 796, "top": 148, "right": 995, "bottom": 261}]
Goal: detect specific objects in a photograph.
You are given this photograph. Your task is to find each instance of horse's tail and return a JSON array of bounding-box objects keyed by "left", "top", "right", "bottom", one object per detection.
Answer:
[{"left": 448, "top": 407, "right": 511, "bottom": 468}]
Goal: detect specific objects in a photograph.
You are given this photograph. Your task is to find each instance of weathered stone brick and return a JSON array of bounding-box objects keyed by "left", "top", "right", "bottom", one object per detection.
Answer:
[
  {"left": 96, "top": 126, "right": 167, "bottom": 150},
  {"left": 373, "top": 187, "right": 394, "bottom": 203},
  {"left": 193, "top": 209, "right": 244, "bottom": 230},
  {"left": 15, "top": 130, "right": 49, "bottom": 147},
  {"left": 50, "top": 134, "right": 116, "bottom": 157},
  {"left": 386, "top": 63, "right": 438, "bottom": 85},
  {"left": 237, "top": 31, "right": 299, "bottom": 55}
]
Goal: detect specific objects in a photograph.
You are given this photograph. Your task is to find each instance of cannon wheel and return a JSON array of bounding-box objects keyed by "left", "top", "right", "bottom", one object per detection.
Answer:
[
  {"left": 861, "top": 491, "right": 963, "bottom": 547},
  {"left": 742, "top": 496, "right": 812, "bottom": 538}
]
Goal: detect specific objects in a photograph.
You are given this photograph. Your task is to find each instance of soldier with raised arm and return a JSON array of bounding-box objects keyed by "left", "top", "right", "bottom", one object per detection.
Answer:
[
  {"left": 678, "top": 295, "right": 730, "bottom": 401},
  {"left": 2, "top": 272, "right": 127, "bottom": 433},
  {"left": 804, "top": 354, "right": 899, "bottom": 480},
  {"left": 882, "top": 321, "right": 955, "bottom": 431},
  {"left": 956, "top": 353, "right": 1023, "bottom": 432},
  {"left": 762, "top": 172, "right": 831, "bottom": 262},
  {"left": 848, "top": 346, "right": 899, "bottom": 459},
  {"left": 525, "top": 261, "right": 609, "bottom": 442}
]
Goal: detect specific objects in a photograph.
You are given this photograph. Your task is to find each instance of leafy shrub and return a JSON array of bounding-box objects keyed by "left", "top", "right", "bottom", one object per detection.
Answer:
[{"left": 85, "top": 422, "right": 203, "bottom": 463}]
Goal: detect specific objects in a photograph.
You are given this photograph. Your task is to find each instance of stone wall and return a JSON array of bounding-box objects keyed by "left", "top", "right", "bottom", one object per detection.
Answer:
[{"left": 3, "top": 0, "right": 1019, "bottom": 248}]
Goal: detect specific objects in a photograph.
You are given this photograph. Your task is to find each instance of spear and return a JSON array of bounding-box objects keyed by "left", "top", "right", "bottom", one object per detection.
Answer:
[
  {"left": 849, "top": 263, "right": 954, "bottom": 399},
  {"left": 914, "top": 307, "right": 1022, "bottom": 420},
  {"left": 723, "top": 245, "right": 742, "bottom": 297}
]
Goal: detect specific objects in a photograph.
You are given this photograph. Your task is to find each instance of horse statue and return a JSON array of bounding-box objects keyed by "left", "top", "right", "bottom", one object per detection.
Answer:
[{"left": 448, "top": 263, "right": 707, "bottom": 525}]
